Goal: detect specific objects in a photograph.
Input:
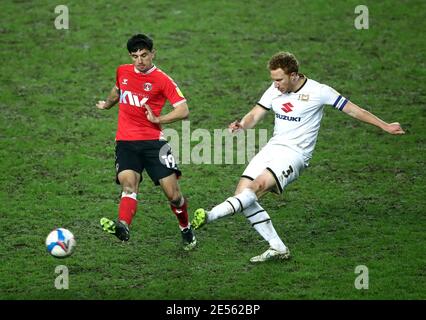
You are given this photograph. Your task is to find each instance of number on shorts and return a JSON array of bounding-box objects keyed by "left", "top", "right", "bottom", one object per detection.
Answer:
[
  {"left": 283, "top": 165, "right": 294, "bottom": 178},
  {"left": 161, "top": 154, "right": 176, "bottom": 169}
]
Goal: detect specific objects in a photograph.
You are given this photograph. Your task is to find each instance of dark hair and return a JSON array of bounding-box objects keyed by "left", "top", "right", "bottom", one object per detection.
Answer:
[
  {"left": 268, "top": 52, "right": 299, "bottom": 74},
  {"left": 127, "top": 34, "right": 153, "bottom": 53}
]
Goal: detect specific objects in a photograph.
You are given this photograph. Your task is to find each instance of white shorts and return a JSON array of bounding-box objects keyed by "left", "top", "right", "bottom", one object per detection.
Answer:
[{"left": 242, "top": 143, "right": 306, "bottom": 194}]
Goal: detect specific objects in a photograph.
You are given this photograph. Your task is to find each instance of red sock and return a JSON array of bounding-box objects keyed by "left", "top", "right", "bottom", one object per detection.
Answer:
[
  {"left": 170, "top": 198, "right": 189, "bottom": 229},
  {"left": 118, "top": 193, "right": 138, "bottom": 226}
]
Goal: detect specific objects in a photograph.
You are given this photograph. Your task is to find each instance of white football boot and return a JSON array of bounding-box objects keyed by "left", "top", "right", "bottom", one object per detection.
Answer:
[{"left": 250, "top": 247, "right": 291, "bottom": 263}]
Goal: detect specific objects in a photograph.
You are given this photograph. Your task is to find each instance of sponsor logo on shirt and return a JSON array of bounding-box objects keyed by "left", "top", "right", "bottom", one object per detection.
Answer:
[
  {"left": 281, "top": 102, "right": 294, "bottom": 113},
  {"left": 119, "top": 90, "right": 148, "bottom": 107},
  {"left": 275, "top": 114, "right": 301, "bottom": 122}
]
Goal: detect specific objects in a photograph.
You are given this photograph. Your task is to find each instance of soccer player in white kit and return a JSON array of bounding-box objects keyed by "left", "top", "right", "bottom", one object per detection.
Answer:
[{"left": 191, "top": 52, "right": 405, "bottom": 262}]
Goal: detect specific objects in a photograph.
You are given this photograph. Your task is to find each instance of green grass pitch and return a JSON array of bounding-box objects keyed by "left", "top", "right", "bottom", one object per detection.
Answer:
[{"left": 0, "top": 0, "right": 425, "bottom": 300}]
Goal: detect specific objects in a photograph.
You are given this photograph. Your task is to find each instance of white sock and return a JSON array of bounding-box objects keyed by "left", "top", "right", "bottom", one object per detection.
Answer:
[
  {"left": 243, "top": 202, "right": 287, "bottom": 252},
  {"left": 208, "top": 188, "right": 257, "bottom": 221},
  {"left": 121, "top": 191, "right": 137, "bottom": 200}
]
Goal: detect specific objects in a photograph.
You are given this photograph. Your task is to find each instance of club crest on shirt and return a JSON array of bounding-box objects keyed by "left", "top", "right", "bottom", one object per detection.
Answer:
[
  {"left": 298, "top": 94, "right": 310, "bottom": 101},
  {"left": 122, "top": 79, "right": 128, "bottom": 85},
  {"left": 144, "top": 83, "right": 152, "bottom": 91}
]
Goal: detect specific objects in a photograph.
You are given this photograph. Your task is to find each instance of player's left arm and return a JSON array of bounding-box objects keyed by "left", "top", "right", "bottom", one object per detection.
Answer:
[
  {"left": 342, "top": 101, "right": 405, "bottom": 135},
  {"left": 145, "top": 102, "right": 189, "bottom": 124}
]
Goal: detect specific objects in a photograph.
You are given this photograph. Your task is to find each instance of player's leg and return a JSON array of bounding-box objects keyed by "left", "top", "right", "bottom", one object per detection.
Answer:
[
  {"left": 117, "top": 169, "right": 140, "bottom": 227},
  {"left": 234, "top": 176, "right": 288, "bottom": 255},
  {"left": 100, "top": 141, "right": 142, "bottom": 241},
  {"left": 191, "top": 148, "right": 277, "bottom": 229},
  {"left": 248, "top": 147, "right": 305, "bottom": 262},
  {"left": 194, "top": 170, "right": 288, "bottom": 253},
  {"left": 159, "top": 174, "right": 189, "bottom": 230},
  {"left": 144, "top": 140, "right": 196, "bottom": 250},
  {"left": 159, "top": 174, "right": 196, "bottom": 251},
  {"left": 192, "top": 177, "right": 252, "bottom": 227},
  {"left": 242, "top": 201, "right": 290, "bottom": 263},
  {"left": 207, "top": 170, "right": 276, "bottom": 220},
  {"left": 100, "top": 169, "right": 140, "bottom": 241}
]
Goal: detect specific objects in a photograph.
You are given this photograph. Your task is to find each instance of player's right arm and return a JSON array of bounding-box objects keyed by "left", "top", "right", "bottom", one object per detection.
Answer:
[
  {"left": 229, "top": 83, "right": 274, "bottom": 132},
  {"left": 96, "top": 86, "right": 120, "bottom": 110},
  {"left": 229, "top": 104, "right": 268, "bottom": 133}
]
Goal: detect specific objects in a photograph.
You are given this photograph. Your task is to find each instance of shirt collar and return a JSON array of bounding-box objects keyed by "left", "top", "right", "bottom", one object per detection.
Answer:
[{"left": 134, "top": 65, "right": 157, "bottom": 75}]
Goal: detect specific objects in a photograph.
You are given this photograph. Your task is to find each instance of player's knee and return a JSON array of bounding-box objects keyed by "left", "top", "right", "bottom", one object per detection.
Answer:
[
  {"left": 234, "top": 180, "right": 252, "bottom": 195},
  {"left": 250, "top": 179, "right": 267, "bottom": 194},
  {"left": 168, "top": 192, "right": 183, "bottom": 206},
  {"left": 168, "top": 192, "right": 182, "bottom": 207}
]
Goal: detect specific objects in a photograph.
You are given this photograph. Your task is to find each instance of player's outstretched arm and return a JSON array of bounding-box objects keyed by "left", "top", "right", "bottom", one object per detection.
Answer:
[
  {"left": 96, "top": 86, "right": 120, "bottom": 110},
  {"left": 342, "top": 101, "right": 405, "bottom": 135},
  {"left": 145, "top": 102, "right": 189, "bottom": 124},
  {"left": 229, "top": 104, "right": 268, "bottom": 133}
]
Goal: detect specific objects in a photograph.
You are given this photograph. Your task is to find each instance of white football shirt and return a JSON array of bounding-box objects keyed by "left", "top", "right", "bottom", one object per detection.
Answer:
[{"left": 257, "top": 77, "right": 349, "bottom": 164}]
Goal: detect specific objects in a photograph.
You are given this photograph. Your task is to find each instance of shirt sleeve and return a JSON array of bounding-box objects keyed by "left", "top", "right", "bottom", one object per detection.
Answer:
[
  {"left": 257, "top": 83, "right": 276, "bottom": 110},
  {"left": 320, "top": 84, "right": 349, "bottom": 111},
  {"left": 162, "top": 75, "right": 187, "bottom": 107}
]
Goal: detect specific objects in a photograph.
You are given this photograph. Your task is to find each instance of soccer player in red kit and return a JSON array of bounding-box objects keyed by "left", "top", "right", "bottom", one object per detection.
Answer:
[{"left": 96, "top": 34, "right": 196, "bottom": 250}]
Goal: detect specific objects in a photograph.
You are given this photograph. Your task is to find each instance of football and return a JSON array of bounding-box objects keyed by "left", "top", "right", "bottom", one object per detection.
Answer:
[{"left": 46, "top": 228, "right": 76, "bottom": 258}]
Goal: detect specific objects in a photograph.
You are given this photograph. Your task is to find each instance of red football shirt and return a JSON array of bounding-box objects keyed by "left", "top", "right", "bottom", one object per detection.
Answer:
[{"left": 114, "top": 64, "right": 186, "bottom": 140}]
